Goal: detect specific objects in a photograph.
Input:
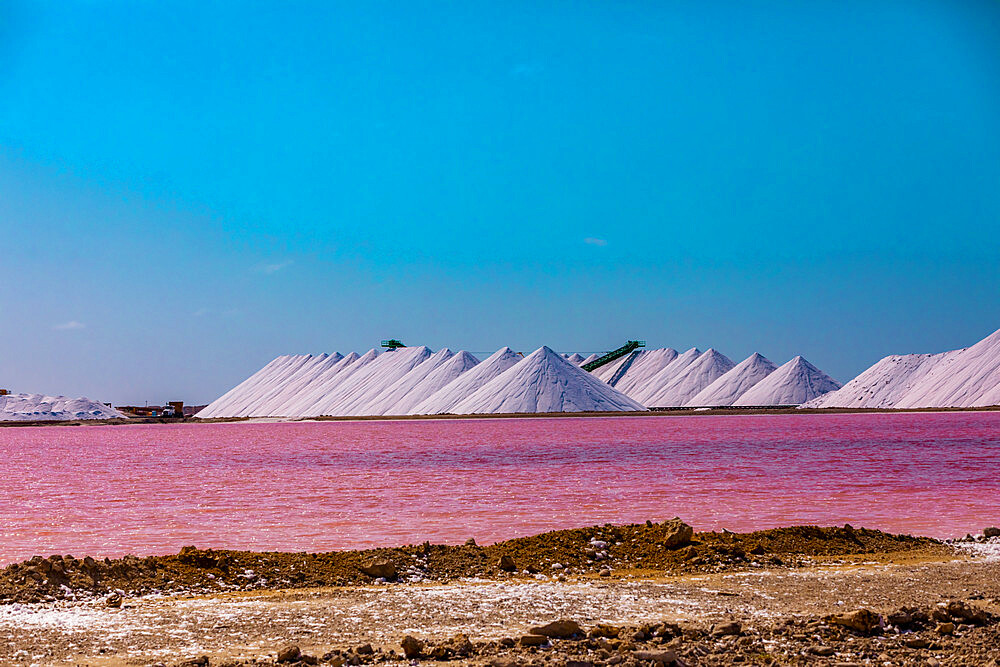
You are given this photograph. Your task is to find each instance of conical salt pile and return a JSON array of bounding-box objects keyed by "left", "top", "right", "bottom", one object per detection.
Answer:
[
  {"left": 409, "top": 347, "right": 523, "bottom": 414},
  {"left": 450, "top": 346, "right": 644, "bottom": 414},
  {"left": 735, "top": 356, "right": 839, "bottom": 406},
  {"left": 326, "top": 346, "right": 434, "bottom": 416},
  {"left": 249, "top": 353, "right": 344, "bottom": 417},
  {"left": 629, "top": 348, "right": 702, "bottom": 404},
  {"left": 685, "top": 353, "right": 777, "bottom": 406},
  {"left": 612, "top": 348, "right": 678, "bottom": 393},
  {"left": 805, "top": 327, "right": 1000, "bottom": 409},
  {"left": 372, "top": 350, "right": 480, "bottom": 415},
  {"left": 638, "top": 349, "right": 735, "bottom": 407},
  {"left": 198, "top": 354, "right": 312, "bottom": 418},
  {"left": 269, "top": 351, "right": 361, "bottom": 416}
]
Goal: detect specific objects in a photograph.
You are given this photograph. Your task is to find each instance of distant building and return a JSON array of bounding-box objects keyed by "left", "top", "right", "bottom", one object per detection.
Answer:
[{"left": 116, "top": 401, "right": 185, "bottom": 418}]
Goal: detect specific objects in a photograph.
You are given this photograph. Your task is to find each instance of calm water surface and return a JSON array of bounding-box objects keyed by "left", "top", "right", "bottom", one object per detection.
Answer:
[{"left": 1, "top": 412, "right": 998, "bottom": 563}]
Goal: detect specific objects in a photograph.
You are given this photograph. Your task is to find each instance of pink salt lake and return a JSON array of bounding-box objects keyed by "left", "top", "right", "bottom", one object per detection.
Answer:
[{"left": 1, "top": 412, "right": 998, "bottom": 564}]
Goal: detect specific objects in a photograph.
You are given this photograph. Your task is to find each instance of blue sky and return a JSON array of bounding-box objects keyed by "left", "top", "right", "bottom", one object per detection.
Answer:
[{"left": 2, "top": 0, "right": 999, "bottom": 405}]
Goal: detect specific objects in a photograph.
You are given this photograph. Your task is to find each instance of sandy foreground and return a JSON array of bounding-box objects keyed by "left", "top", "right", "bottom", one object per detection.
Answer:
[{"left": 1, "top": 525, "right": 999, "bottom": 666}]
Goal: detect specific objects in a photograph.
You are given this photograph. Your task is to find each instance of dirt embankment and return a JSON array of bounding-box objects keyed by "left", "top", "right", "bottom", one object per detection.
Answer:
[{"left": 0, "top": 520, "right": 945, "bottom": 604}]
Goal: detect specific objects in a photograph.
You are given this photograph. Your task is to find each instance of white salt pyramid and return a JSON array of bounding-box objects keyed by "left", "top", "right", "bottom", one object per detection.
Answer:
[
  {"left": 269, "top": 351, "right": 361, "bottom": 416},
  {"left": 801, "top": 353, "right": 945, "bottom": 409},
  {"left": 380, "top": 350, "right": 480, "bottom": 415},
  {"left": 328, "top": 346, "right": 434, "bottom": 416},
  {"left": 629, "top": 348, "right": 702, "bottom": 405},
  {"left": 295, "top": 348, "right": 382, "bottom": 416},
  {"left": 735, "top": 356, "right": 840, "bottom": 406},
  {"left": 249, "top": 353, "right": 345, "bottom": 417},
  {"left": 409, "top": 347, "right": 522, "bottom": 414},
  {"left": 639, "top": 349, "right": 735, "bottom": 407},
  {"left": 685, "top": 353, "right": 777, "bottom": 407},
  {"left": 612, "top": 348, "right": 679, "bottom": 393},
  {"left": 199, "top": 354, "right": 314, "bottom": 418},
  {"left": 450, "top": 346, "right": 644, "bottom": 414},
  {"left": 807, "top": 327, "right": 1000, "bottom": 409}
]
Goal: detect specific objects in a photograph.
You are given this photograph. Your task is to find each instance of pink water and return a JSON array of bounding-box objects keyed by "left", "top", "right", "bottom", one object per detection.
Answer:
[{"left": 1, "top": 412, "right": 998, "bottom": 563}]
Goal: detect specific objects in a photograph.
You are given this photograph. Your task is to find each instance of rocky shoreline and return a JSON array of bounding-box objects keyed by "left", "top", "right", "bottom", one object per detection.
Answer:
[
  {"left": 1, "top": 522, "right": 998, "bottom": 666},
  {"left": 0, "top": 520, "right": 944, "bottom": 604}
]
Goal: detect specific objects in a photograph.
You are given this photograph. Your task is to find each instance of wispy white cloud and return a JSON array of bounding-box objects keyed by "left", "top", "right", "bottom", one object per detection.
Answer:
[
  {"left": 584, "top": 237, "right": 608, "bottom": 246},
  {"left": 53, "top": 320, "right": 86, "bottom": 330},
  {"left": 257, "top": 260, "right": 294, "bottom": 275},
  {"left": 193, "top": 307, "right": 211, "bottom": 317}
]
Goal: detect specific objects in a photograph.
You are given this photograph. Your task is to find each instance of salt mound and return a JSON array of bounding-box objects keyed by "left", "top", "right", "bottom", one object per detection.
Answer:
[
  {"left": 197, "top": 354, "right": 312, "bottom": 419},
  {"left": 639, "top": 349, "right": 735, "bottom": 407},
  {"left": 580, "top": 353, "right": 600, "bottom": 366},
  {"left": 450, "top": 346, "right": 644, "bottom": 414},
  {"left": 893, "top": 328, "right": 1000, "bottom": 408},
  {"left": 686, "top": 353, "right": 777, "bottom": 406},
  {"left": 367, "top": 350, "right": 481, "bottom": 415},
  {"left": 268, "top": 351, "right": 361, "bottom": 416},
  {"left": 806, "top": 328, "right": 1000, "bottom": 409},
  {"left": 612, "top": 348, "right": 679, "bottom": 393},
  {"left": 409, "top": 347, "right": 522, "bottom": 415},
  {"left": 735, "top": 356, "right": 840, "bottom": 406},
  {"left": 322, "top": 346, "right": 434, "bottom": 416},
  {"left": 629, "top": 348, "right": 702, "bottom": 404},
  {"left": 801, "top": 353, "right": 946, "bottom": 409},
  {"left": 0, "top": 393, "right": 125, "bottom": 422},
  {"left": 566, "top": 353, "right": 585, "bottom": 365},
  {"left": 249, "top": 353, "right": 344, "bottom": 417}
]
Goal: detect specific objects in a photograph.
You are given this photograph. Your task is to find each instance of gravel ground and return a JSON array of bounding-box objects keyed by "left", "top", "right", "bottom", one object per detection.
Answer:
[{"left": 1, "top": 547, "right": 999, "bottom": 666}]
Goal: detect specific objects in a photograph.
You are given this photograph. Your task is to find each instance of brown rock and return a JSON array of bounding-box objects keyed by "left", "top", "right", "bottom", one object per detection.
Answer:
[
  {"left": 300, "top": 655, "right": 319, "bottom": 666},
  {"left": 465, "top": 538, "right": 478, "bottom": 546},
  {"left": 105, "top": 593, "right": 123, "bottom": 608},
  {"left": 829, "top": 609, "right": 881, "bottom": 634},
  {"left": 661, "top": 518, "right": 694, "bottom": 549},
  {"left": 519, "top": 634, "right": 549, "bottom": 646},
  {"left": 355, "top": 643, "right": 374, "bottom": 655},
  {"left": 528, "top": 619, "right": 582, "bottom": 638},
  {"left": 446, "top": 633, "right": 474, "bottom": 657},
  {"left": 588, "top": 624, "right": 622, "bottom": 638},
  {"left": 946, "top": 599, "right": 989, "bottom": 625},
  {"left": 178, "top": 658, "right": 209, "bottom": 667},
  {"left": 359, "top": 560, "right": 396, "bottom": 580},
  {"left": 401, "top": 635, "right": 423, "bottom": 659},
  {"left": 935, "top": 622, "right": 954, "bottom": 635},
  {"left": 810, "top": 646, "right": 835, "bottom": 656},
  {"left": 277, "top": 645, "right": 301, "bottom": 663},
  {"left": 904, "top": 636, "right": 930, "bottom": 649},
  {"left": 633, "top": 649, "right": 677, "bottom": 664},
  {"left": 498, "top": 555, "right": 517, "bottom": 572},
  {"left": 711, "top": 621, "right": 741, "bottom": 637},
  {"left": 983, "top": 527, "right": 1000, "bottom": 538}
]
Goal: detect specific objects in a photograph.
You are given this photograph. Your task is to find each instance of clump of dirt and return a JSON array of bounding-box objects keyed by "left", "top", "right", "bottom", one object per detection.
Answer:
[{"left": 0, "top": 521, "right": 947, "bottom": 603}]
